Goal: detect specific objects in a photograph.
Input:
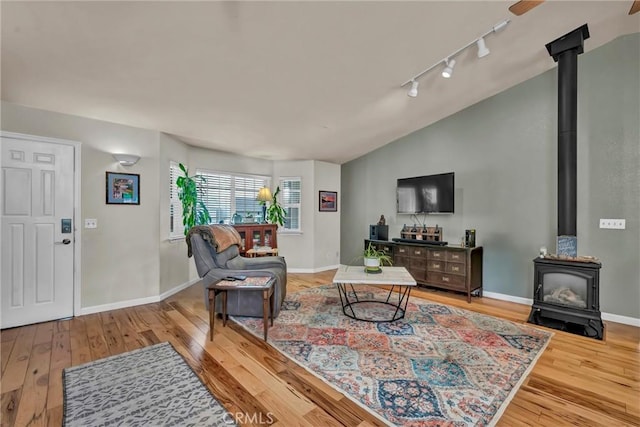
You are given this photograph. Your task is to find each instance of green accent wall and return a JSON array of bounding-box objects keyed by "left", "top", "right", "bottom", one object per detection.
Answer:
[{"left": 341, "top": 33, "right": 639, "bottom": 318}]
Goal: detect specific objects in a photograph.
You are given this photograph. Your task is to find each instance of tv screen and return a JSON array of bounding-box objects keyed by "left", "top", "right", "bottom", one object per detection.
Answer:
[{"left": 397, "top": 172, "right": 455, "bottom": 214}]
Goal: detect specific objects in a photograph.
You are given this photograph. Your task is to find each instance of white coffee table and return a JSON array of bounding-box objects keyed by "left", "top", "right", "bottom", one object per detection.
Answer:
[{"left": 332, "top": 265, "right": 417, "bottom": 322}]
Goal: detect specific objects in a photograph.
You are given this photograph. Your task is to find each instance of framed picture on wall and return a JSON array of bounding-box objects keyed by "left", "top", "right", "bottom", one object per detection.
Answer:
[
  {"left": 106, "top": 172, "right": 140, "bottom": 205},
  {"left": 319, "top": 190, "right": 337, "bottom": 212}
]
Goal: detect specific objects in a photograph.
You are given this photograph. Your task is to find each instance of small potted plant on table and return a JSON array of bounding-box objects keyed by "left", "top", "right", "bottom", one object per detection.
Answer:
[{"left": 363, "top": 242, "right": 393, "bottom": 273}]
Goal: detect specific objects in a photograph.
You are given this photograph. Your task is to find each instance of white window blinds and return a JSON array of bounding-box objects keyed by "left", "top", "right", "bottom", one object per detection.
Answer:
[
  {"left": 169, "top": 162, "right": 183, "bottom": 237},
  {"left": 196, "top": 170, "right": 270, "bottom": 224},
  {"left": 280, "top": 177, "right": 301, "bottom": 231}
]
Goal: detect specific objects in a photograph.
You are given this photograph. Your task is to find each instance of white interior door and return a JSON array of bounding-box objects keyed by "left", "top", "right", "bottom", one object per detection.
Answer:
[{"left": 1, "top": 136, "right": 75, "bottom": 328}]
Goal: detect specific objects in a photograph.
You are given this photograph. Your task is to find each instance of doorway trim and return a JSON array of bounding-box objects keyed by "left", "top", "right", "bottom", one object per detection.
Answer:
[{"left": 1, "top": 131, "right": 82, "bottom": 318}]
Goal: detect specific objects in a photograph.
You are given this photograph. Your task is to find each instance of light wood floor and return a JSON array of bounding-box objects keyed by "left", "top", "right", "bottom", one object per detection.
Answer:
[{"left": 1, "top": 270, "right": 639, "bottom": 426}]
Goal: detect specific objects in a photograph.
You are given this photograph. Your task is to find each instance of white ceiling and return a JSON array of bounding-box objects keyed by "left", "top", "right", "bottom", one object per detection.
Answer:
[{"left": 1, "top": 1, "right": 638, "bottom": 164}]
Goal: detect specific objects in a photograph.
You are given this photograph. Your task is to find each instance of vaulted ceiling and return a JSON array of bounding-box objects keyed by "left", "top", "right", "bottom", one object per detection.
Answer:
[{"left": 2, "top": 1, "right": 638, "bottom": 164}]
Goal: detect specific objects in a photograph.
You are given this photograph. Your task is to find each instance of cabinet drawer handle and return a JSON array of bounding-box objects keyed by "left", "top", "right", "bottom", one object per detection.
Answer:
[
  {"left": 415, "top": 250, "right": 421, "bottom": 255},
  {"left": 451, "top": 266, "right": 459, "bottom": 272},
  {"left": 433, "top": 263, "right": 440, "bottom": 268},
  {"left": 452, "top": 254, "right": 460, "bottom": 260},
  {"left": 400, "top": 249, "right": 405, "bottom": 253},
  {"left": 434, "top": 253, "right": 441, "bottom": 258},
  {"left": 442, "top": 276, "right": 449, "bottom": 282}
]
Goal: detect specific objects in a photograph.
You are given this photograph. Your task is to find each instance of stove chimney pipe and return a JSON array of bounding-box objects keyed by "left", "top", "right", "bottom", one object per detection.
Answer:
[{"left": 545, "top": 25, "right": 590, "bottom": 246}]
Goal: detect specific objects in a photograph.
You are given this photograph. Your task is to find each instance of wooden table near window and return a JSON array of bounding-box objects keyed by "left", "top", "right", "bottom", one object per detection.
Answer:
[
  {"left": 207, "top": 276, "right": 275, "bottom": 341},
  {"left": 245, "top": 247, "right": 279, "bottom": 257}
]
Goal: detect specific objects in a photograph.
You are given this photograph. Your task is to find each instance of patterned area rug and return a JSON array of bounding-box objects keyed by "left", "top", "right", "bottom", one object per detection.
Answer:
[
  {"left": 234, "top": 285, "right": 552, "bottom": 426},
  {"left": 63, "top": 342, "right": 236, "bottom": 426}
]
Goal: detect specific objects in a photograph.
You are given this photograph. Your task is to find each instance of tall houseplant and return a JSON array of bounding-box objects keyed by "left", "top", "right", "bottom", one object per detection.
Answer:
[
  {"left": 176, "top": 163, "right": 211, "bottom": 235},
  {"left": 261, "top": 186, "right": 286, "bottom": 227}
]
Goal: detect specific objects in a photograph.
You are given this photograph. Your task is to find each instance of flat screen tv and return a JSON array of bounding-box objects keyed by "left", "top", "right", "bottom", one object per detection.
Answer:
[{"left": 396, "top": 172, "right": 455, "bottom": 214}]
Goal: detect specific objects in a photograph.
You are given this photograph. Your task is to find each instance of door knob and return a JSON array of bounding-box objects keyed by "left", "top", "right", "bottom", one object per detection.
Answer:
[{"left": 55, "top": 239, "right": 72, "bottom": 245}]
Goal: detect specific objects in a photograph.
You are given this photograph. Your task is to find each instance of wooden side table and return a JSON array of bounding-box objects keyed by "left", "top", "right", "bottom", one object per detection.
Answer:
[
  {"left": 245, "top": 247, "right": 279, "bottom": 257},
  {"left": 207, "top": 276, "right": 275, "bottom": 341}
]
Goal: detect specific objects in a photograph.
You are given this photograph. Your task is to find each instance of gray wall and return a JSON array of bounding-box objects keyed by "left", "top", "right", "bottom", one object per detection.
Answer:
[
  {"left": 341, "top": 34, "right": 639, "bottom": 318},
  {"left": 159, "top": 133, "right": 192, "bottom": 294},
  {"left": 313, "top": 161, "right": 341, "bottom": 269},
  {"left": 1, "top": 102, "right": 162, "bottom": 307},
  {"left": 1, "top": 103, "right": 343, "bottom": 309},
  {"left": 273, "top": 160, "right": 341, "bottom": 272},
  {"left": 274, "top": 160, "right": 316, "bottom": 270}
]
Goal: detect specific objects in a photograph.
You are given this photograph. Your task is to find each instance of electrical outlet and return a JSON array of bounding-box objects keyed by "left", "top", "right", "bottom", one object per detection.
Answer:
[
  {"left": 612, "top": 219, "right": 626, "bottom": 229},
  {"left": 85, "top": 218, "right": 98, "bottom": 229},
  {"left": 599, "top": 219, "right": 625, "bottom": 229}
]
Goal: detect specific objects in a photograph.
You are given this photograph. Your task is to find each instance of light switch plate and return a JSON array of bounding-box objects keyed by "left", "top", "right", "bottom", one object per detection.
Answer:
[
  {"left": 85, "top": 218, "right": 98, "bottom": 229},
  {"left": 599, "top": 219, "right": 625, "bottom": 229}
]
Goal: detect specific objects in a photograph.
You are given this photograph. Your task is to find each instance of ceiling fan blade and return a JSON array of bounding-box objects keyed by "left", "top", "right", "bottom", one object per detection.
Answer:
[
  {"left": 509, "top": 0, "right": 545, "bottom": 16},
  {"left": 630, "top": 0, "right": 640, "bottom": 14}
]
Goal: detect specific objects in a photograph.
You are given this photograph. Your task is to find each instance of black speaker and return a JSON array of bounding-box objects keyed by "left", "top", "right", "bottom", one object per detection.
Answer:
[
  {"left": 370, "top": 225, "right": 388, "bottom": 241},
  {"left": 465, "top": 229, "right": 476, "bottom": 248}
]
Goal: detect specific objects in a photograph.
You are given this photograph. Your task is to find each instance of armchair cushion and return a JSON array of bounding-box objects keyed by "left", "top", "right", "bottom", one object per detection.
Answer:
[
  {"left": 216, "top": 245, "right": 242, "bottom": 268},
  {"left": 186, "top": 225, "right": 242, "bottom": 257},
  {"left": 188, "top": 226, "right": 287, "bottom": 318}
]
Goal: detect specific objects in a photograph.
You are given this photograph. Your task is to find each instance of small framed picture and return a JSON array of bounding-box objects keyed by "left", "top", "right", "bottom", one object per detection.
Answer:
[
  {"left": 319, "top": 190, "right": 337, "bottom": 212},
  {"left": 106, "top": 172, "right": 140, "bottom": 205}
]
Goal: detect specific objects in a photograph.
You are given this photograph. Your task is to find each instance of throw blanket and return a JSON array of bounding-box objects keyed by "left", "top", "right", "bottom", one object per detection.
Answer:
[{"left": 186, "top": 225, "right": 242, "bottom": 257}]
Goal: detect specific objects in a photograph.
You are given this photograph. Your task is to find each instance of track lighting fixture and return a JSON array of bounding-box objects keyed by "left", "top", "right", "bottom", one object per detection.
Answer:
[
  {"left": 408, "top": 80, "right": 419, "bottom": 97},
  {"left": 401, "top": 19, "right": 510, "bottom": 97},
  {"left": 441, "top": 59, "right": 456, "bottom": 78},
  {"left": 476, "top": 37, "right": 490, "bottom": 58}
]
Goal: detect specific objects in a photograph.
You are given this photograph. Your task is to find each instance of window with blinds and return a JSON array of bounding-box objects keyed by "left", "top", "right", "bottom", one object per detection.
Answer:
[
  {"left": 196, "top": 169, "right": 270, "bottom": 224},
  {"left": 280, "top": 177, "right": 301, "bottom": 231},
  {"left": 169, "top": 162, "right": 183, "bottom": 238}
]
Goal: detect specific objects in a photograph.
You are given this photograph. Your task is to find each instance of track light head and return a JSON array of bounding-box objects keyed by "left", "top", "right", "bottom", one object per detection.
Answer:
[
  {"left": 442, "top": 59, "right": 456, "bottom": 78},
  {"left": 408, "top": 80, "right": 419, "bottom": 97},
  {"left": 476, "top": 37, "right": 490, "bottom": 58},
  {"left": 493, "top": 20, "right": 510, "bottom": 33}
]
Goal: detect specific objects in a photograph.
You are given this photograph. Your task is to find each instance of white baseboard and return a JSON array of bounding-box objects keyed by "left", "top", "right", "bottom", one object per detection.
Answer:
[
  {"left": 78, "top": 295, "right": 161, "bottom": 316},
  {"left": 482, "top": 291, "right": 640, "bottom": 327},
  {"left": 288, "top": 264, "right": 340, "bottom": 274},
  {"left": 78, "top": 278, "right": 201, "bottom": 316},
  {"left": 483, "top": 291, "right": 532, "bottom": 306},
  {"left": 159, "top": 278, "right": 200, "bottom": 300},
  {"left": 601, "top": 312, "right": 640, "bottom": 327},
  {"left": 76, "top": 277, "right": 640, "bottom": 328}
]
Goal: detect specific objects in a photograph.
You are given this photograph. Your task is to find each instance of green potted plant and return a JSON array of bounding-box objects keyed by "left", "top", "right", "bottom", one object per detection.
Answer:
[
  {"left": 176, "top": 163, "right": 211, "bottom": 235},
  {"left": 362, "top": 242, "right": 393, "bottom": 273},
  {"left": 261, "top": 186, "right": 286, "bottom": 227}
]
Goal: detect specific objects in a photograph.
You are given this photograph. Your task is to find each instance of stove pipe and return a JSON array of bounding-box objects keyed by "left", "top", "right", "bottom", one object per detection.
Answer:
[{"left": 545, "top": 25, "right": 590, "bottom": 237}]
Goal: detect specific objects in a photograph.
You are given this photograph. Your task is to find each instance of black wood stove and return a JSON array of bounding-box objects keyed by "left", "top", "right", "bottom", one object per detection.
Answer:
[
  {"left": 527, "top": 25, "right": 604, "bottom": 340},
  {"left": 529, "top": 258, "right": 603, "bottom": 339}
]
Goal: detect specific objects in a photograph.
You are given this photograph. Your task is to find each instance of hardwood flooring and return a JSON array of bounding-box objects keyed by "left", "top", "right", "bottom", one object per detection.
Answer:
[{"left": 1, "top": 270, "right": 638, "bottom": 426}]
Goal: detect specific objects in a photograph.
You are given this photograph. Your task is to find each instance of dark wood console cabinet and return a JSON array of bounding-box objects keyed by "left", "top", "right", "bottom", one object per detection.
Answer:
[
  {"left": 365, "top": 239, "right": 483, "bottom": 302},
  {"left": 234, "top": 224, "right": 277, "bottom": 256}
]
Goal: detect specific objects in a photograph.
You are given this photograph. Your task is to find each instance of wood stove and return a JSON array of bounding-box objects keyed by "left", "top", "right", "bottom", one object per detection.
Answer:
[
  {"left": 527, "top": 24, "right": 604, "bottom": 339},
  {"left": 529, "top": 258, "right": 603, "bottom": 339}
]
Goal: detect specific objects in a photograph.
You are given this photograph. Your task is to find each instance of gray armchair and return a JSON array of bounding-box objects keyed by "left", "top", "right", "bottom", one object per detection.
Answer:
[{"left": 188, "top": 225, "right": 287, "bottom": 318}]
